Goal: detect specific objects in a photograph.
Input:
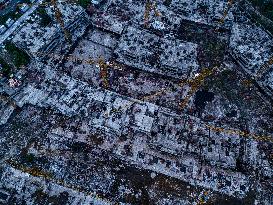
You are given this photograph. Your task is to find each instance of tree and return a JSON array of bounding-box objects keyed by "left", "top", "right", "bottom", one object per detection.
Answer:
[{"left": 5, "top": 41, "right": 30, "bottom": 68}]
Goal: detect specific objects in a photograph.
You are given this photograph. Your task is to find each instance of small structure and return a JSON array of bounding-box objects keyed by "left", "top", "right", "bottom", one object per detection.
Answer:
[
  {"left": 5, "top": 18, "right": 15, "bottom": 28},
  {"left": 91, "top": 0, "right": 102, "bottom": 5},
  {"left": 19, "top": 3, "right": 30, "bottom": 13},
  {"left": 0, "top": 25, "right": 7, "bottom": 34}
]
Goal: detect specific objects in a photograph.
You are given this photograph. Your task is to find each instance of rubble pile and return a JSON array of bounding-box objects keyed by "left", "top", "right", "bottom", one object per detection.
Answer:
[{"left": 0, "top": 0, "right": 272, "bottom": 204}]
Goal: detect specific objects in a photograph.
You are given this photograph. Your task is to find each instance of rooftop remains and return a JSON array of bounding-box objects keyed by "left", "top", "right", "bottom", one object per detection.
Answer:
[
  {"left": 91, "top": 0, "right": 182, "bottom": 34},
  {"left": 12, "top": 2, "right": 88, "bottom": 57},
  {"left": 12, "top": 22, "right": 59, "bottom": 55},
  {"left": 46, "top": 1, "right": 86, "bottom": 27},
  {"left": 229, "top": 22, "right": 273, "bottom": 97},
  {"left": 230, "top": 22, "right": 273, "bottom": 74},
  {"left": 87, "top": 29, "right": 118, "bottom": 49},
  {"left": 263, "top": 68, "right": 273, "bottom": 92},
  {"left": 0, "top": 0, "right": 272, "bottom": 203},
  {"left": 115, "top": 26, "right": 199, "bottom": 78},
  {"left": 168, "top": 0, "right": 234, "bottom": 27},
  {"left": 160, "top": 38, "right": 199, "bottom": 75}
]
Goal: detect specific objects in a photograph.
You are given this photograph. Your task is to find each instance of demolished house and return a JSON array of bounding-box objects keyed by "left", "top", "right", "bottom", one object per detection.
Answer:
[
  {"left": 229, "top": 22, "right": 273, "bottom": 98},
  {"left": 12, "top": 2, "right": 89, "bottom": 58},
  {"left": 115, "top": 26, "right": 199, "bottom": 78}
]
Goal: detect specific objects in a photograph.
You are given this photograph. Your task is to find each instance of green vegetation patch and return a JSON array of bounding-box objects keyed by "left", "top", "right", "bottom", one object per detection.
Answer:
[
  {"left": 0, "top": 57, "right": 12, "bottom": 77},
  {"left": 204, "top": 69, "right": 241, "bottom": 102},
  {"left": 250, "top": 0, "right": 273, "bottom": 20},
  {"left": 5, "top": 41, "right": 30, "bottom": 68},
  {"left": 22, "top": 153, "right": 36, "bottom": 163},
  {"left": 21, "top": 0, "right": 31, "bottom": 4},
  {"left": 78, "top": 0, "right": 90, "bottom": 8},
  {"left": 32, "top": 190, "right": 69, "bottom": 205},
  {"left": 250, "top": 10, "right": 273, "bottom": 34},
  {"left": 0, "top": 3, "right": 25, "bottom": 25},
  {"left": 248, "top": 0, "right": 273, "bottom": 34},
  {"left": 0, "top": 13, "right": 22, "bottom": 25},
  {"left": 37, "top": 8, "right": 52, "bottom": 27}
]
